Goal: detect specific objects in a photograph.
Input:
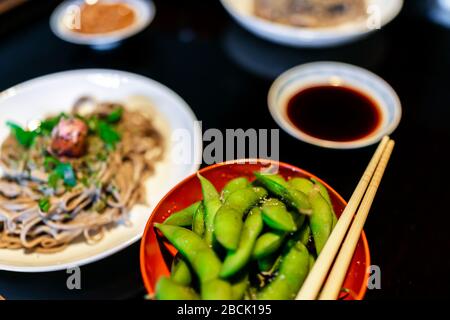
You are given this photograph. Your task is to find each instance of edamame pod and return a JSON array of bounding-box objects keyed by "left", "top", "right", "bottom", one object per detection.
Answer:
[
  {"left": 253, "top": 213, "right": 305, "bottom": 260},
  {"left": 257, "top": 256, "right": 273, "bottom": 272},
  {"left": 198, "top": 174, "right": 222, "bottom": 246},
  {"left": 288, "top": 177, "right": 314, "bottom": 194},
  {"left": 257, "top": 253, "right": 281, "bottom": 274},
  {"left": 311, "top": 178, "right": 332, "bottom": 204},
  {"left": 244, "top": 287, "right": 258, "bottom": 300},
  {"left": 201, "top": 279, "right": 233, "bottom": 300},
  {"left": 287, "top": 189, "right": 312, "bottom": 215},
  {"left": 171, "top": 254, "right": 192, "bottom": 286},
  {"left": 225, "top": 187, "right": 267, "bottom": 212},
  {"left": 254, "top": 173, "right": 288, "bottom": 195},
  {"left": 257, "top": 241, "right": 310, "bottom": 300},
  {"left": 253, "top": 230, "right": 286, "bottom": 260},
  {"left": 331, "top": 210, "right": 338, "bottom": 229},
  {"left": 264, "top": 174, "right": 289, "bottom": 187},
  {"left": 215, "top": 188, "right": 267, "bottom": 250},
  {"left": 230, "top": 273, "right": 249, "bottom": 300},
  {"left": 192, "top": 202, "right": 205, "bottom": 237},
  {"left": 213, "top": 205, "right": 241, "bottom": 250},
  {"left": 261, "top": 198, "right": 297, "bottom": 232},
  {"left": 311, "top": 178, "right": 338, "bottom": 229},
  {"left": 252, "top": 186, "right": 269, "bottom": 200},
  {"left": 290, "top": 177, "right": 338, "bottom": 230},
  {"left": 291, "top": 222, "right": 311, "bottom": 247},
  {"left": 155, "top": 223, "right": 222, "bottom": 283},
  {"left": 220, "top": 208, "right": 264, "bottom": 278},
  {"left": 308, "top": 189, "right": 333, "bottom": 254},
  {"left": 308, "top": 254, "right": 316, "bottom": 271},
  {"left": 221, "top": 177, "right": 250, "bottom": 201},
  {"left": 156, "top": 277, "right": 199, "bottom": 300},
  {"left": 254, "top": 172, "right": 311, "bottom": 215},
  {"left": 163, "top": 201, "right": 201, "bottom": 227}
]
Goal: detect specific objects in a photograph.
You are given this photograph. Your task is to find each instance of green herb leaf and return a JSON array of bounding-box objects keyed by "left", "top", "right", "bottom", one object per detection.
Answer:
[
  {"left": 98, "top": 121, "right": 121, "bottom": 150},
  {"left": 46, "top": 159, "right": 77, "bottom": 188},
  {"left": 106, "top": 107, "right": 123, "bottom": 123},
  {"left": 38, "top": 113, "right": 66, "bottom": 134},
  {"left": 80, "top": 176, "right": 90, "bottom": 187},
  {"left": 44, "top": 156, "right": 59, "bottom": 170},
  {"left": 38, "top": 197, "right": 51, "bottom": 213},
  {"left": 48, "top": 172, "right": 60, "bottom": 189},
  {"left": 86, "top": 116, "right": 99, "bottom": 133},
  {"left": 74, "top": 114, "right": 87, "bottom": 122},
  {"left": 55, "top": 162, "right": 77, "bottom": 187},
  {"left": 6, "top": 121, "right": 37, "bottom": 148},
  {"left": 84, "top": 115, "right": 121, "bottom": 150}
]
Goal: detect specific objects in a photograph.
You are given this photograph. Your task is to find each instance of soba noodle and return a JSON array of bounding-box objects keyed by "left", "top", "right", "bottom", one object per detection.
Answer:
[{"left": 0, "top": 98, "right": 164, "bottom": 253}]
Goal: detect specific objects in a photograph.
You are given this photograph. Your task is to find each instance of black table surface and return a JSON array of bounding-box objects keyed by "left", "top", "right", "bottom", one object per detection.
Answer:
[{"left": 0, "top": 0, "right": 449, "bottom": 300}]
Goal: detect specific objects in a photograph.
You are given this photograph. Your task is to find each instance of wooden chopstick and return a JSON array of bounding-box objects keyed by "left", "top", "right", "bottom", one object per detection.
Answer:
[
  {"left": 296, "top": 136, "right": 391, "bottom": 300},
  {"left": 319, "top": 139, "right": 395, "bottom": 300}
]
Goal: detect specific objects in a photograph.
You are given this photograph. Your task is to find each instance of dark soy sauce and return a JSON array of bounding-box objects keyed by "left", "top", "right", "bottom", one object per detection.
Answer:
[{"left": 286, "top": 85, "right": 381, "bottom": 142}]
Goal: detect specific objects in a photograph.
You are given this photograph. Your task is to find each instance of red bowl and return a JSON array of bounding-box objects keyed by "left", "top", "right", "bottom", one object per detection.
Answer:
[{"left": 140, "top": 159, "right": 370, "bottom": 300}]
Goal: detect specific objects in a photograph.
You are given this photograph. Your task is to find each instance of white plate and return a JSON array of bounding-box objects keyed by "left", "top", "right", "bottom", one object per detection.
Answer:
[
  {"left": 268, "top": 62, "right": 402, "bottom": 149},
  {"left": 50, "top": 0, "right": 155, "bottom": 50},
  {"left": 0, "top": 69, "right": 202, "bottom": 272},
  {"left": 220, "top": 0, "right": 403, "bottom": 48}
]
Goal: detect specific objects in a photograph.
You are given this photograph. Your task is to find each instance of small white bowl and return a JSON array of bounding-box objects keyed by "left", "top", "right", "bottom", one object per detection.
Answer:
[
  {"left": 268, "top": 62, "right": 402, "bottom": 149},
  {"left": 220, "top": 0, "right": 403, "bottom": 48},
  {"left": 50, "top": 0, "right": 155, "bottom": 50}
]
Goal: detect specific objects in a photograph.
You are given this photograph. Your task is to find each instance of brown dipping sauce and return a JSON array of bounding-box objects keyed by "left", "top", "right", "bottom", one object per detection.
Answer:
[
  {"left": 73, "top": 2, "right": 136, "bottom": 34},
  {"left": 286, "top": 85, "right": 381, "bottom": 142}
]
